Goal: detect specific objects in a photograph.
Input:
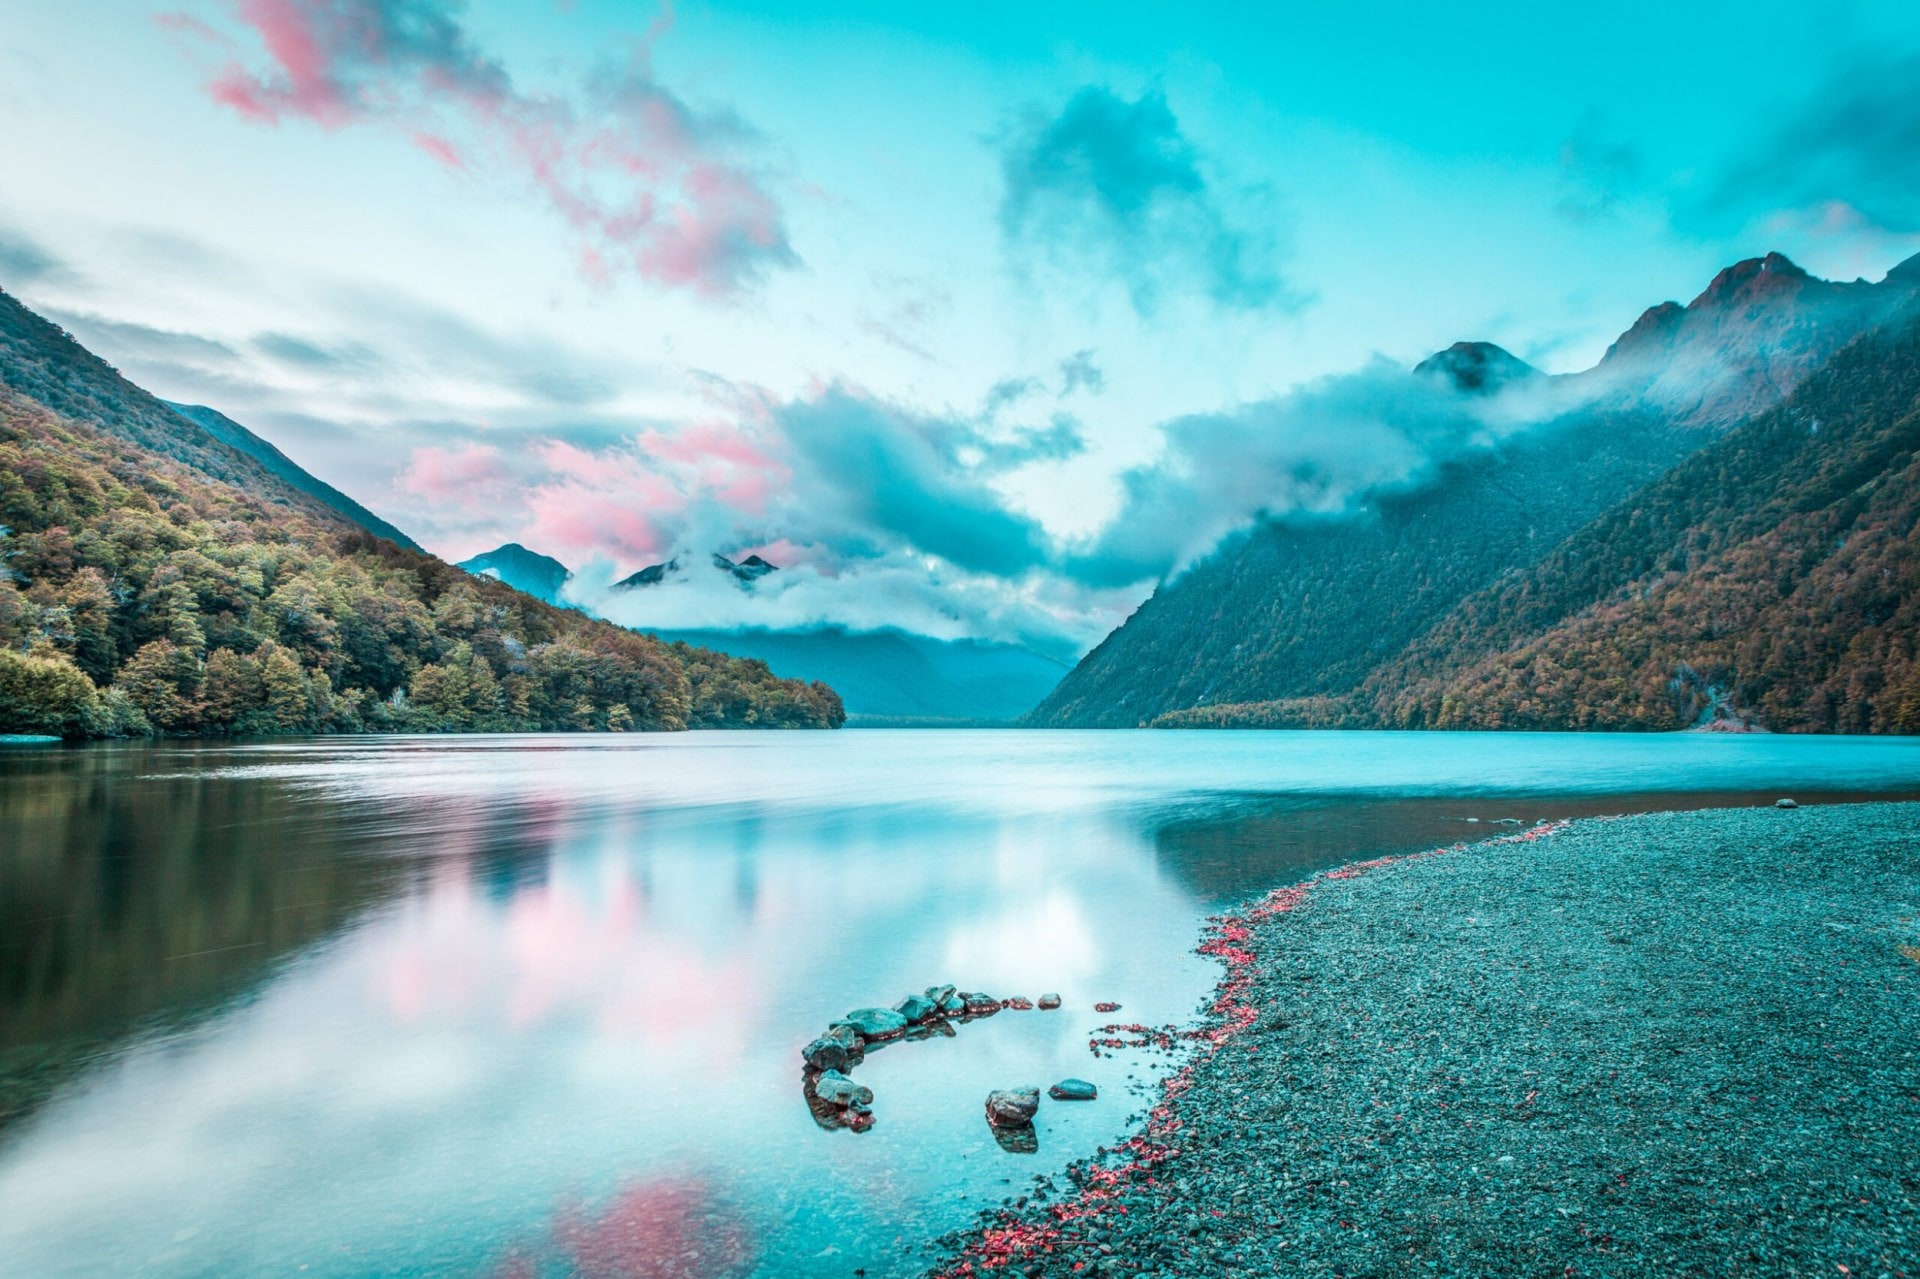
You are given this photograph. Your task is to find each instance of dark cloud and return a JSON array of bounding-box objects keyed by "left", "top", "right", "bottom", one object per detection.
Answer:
[
  {"left": 999, "top": 86, "right": 1297, "bottom": 314},
  {"left": 0, "top": 226, "right": 69, "bottom": 286},
  {"left": 776, "top": 388, "right": 1054, "bottom": 578},
  {"left": 1706, "top": 50, "right": 1920, "bottom": 234},
  {"left": 174, "top": 0, "right": 797, "bottom": 296}
]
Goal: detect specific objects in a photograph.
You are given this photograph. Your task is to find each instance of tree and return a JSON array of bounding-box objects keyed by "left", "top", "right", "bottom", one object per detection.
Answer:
[
  {"left": 115, "top": 639, "right": 201, "bottom": 731},
  {"left": 59, "top": 567, "right": 117, "bottom": 680},
  {"left": 261, "top": 646, "right": 311, "bottom": 731},
  {"left": 202, "top": 647, "right": 265, "bottom": 732},
  {"left": 0, "top": 648, "right": 100, "bottom": 737}
]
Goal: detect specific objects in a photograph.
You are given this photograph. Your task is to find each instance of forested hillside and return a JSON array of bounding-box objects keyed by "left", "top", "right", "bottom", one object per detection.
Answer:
[
  {"left": 0, "top": 289, "right": 844, "bottom": 737},
  {"left": 1158, "top": 306, "right": 1920, "bottom": 733},
  {"left": 1035, "top": 252, "right": 1920, "bottom": 730}
]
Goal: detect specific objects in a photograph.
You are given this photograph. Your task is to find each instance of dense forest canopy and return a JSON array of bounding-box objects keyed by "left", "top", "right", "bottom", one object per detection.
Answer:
[{"left": 0, "top": 290, "right": 844, "bottom": 737}]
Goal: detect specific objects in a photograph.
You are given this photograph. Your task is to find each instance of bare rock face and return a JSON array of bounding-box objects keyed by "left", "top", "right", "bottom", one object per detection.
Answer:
[{"left": 985, "top": 1087, "right": 1040, "bottom": 1128}]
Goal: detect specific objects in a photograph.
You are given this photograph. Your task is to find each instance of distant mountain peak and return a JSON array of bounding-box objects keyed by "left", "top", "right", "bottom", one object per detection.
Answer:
[
  {"left": 456, "top": 543, "right": 572, "bottom": 604},
  {"left": 613, "top": 551, "right": 781, "bottom": 592},
  {"left": 1413, "top": 341, "right": 1538, "bottom": 394}
]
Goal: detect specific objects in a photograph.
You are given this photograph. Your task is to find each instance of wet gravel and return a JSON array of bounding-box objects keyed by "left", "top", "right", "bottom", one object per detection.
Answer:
[{"left": 930, "top": 802, "right": 1920, "bottom": 1277}]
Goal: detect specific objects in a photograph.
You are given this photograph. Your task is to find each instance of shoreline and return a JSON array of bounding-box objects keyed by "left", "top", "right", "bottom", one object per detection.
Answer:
[{"left": 929, "top": 802, "right": 1920, "bottom": 1277}]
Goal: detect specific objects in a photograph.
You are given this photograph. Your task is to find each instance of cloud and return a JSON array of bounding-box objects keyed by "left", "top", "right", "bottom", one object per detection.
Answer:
[
  {"left": 1705, "top": 49, "right": 1920, "bottom": 236},
  {"left": 1058, "top": 349, "right": 1105, "bottom": 396},
  {"left": 253, "top": 330, "right": 381, "bottom": 372},
  {"left": 1555, "top": 112, "right": 1641, "bottom": 224},
  {"left": 397, "top": 441, "right": 511, "bottom": 503},
  {"left": 998, "top": 86, "right": 1297, "bottom": 314},
  {"left": 0, "top": 225, "right": 70, "bottom": 286},
  {"left": 174, "top": 0, "right": 796, "bottom": 296},
  {"left": 1065, "top": 357, "right": 1565, "bottom": 588},
  {"left": 775, "top": 388, "right": 1054, "bottom": 578},
  {"left": 42, "top": 307, "right": 240, "bottom": 366}
]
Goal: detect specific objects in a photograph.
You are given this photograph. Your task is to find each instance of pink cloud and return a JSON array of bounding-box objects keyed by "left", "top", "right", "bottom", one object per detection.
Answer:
[
  {"left": 523, "top": 484, "right": 673, "bottom": 561},
  {"left": 176, "top": 0, "right": 796, "bottom": 295},
  {"left": 411, "top": 130, "right": 463, "bottom": 168},
  {"left": 397, "top": 442, "right": 512, "bottom": 505}
]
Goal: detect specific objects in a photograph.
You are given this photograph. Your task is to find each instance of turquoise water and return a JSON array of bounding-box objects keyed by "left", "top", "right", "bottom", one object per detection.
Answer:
[{"left": 2, "top": 729, "right": 1919, "bottom": 1278}]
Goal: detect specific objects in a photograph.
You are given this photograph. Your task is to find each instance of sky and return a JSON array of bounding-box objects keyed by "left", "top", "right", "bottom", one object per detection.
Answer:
[{"left": 3, "top": 0, "right": 1920, "bottom": 656}]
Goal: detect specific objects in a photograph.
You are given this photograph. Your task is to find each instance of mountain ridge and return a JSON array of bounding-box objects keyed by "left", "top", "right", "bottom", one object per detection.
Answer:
[
  {"left": 1030, "top": 250, "right": 1920, "bottom": 730},
  {"left": 165, "top": 401, "right": 422, "bottom": 551}
]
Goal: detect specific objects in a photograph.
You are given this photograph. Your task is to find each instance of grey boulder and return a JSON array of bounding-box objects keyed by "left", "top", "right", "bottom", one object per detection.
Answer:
[{"left": 985, "top": 1087, "right": 1041, "bottom": 1128}]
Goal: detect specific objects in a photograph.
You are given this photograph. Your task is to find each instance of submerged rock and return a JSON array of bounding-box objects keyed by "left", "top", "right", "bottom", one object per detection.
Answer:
[
  {"left": 842, "top": 1007, "right": 909, "bottom": 1040},
  {"left": 895, "top": 993, "right": 937, "bottom": 1023},
  {"left": 1776, "top": 797, "right": 1799, "bottom": 809},
  {"left": 985, "top": 1087, "right": 1041, "bottom": 1128},
  {"left": 814, "top": 1070, "right": 874, "bottom": 1108},
  {"left": 1049, "top": 1079, "right": 1097, "bottom": 1101},
  {"left": 1037, "top": 993, "right": 1062, "bottom": 1010},
  {"left": 991, "top": 1123, "right": 1039, "bottom": 1154}
]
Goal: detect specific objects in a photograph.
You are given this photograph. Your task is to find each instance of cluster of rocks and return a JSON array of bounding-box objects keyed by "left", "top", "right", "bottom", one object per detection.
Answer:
[{"left": 798, "top": 985, "right": 1097, "bottom": 1136}]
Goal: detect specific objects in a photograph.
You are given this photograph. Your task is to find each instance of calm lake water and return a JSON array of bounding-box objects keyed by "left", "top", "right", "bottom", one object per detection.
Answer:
[{"left": 4, "top": 729, "right": 1920, "bottom": 1278}]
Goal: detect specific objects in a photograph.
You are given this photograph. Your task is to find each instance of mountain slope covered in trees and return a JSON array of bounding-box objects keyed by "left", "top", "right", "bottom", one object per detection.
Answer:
[
  {"left": 0, "top": 288, "right": 844, "bottom": 737},
  {"left": 1034, "top": 252, "right": 1920, "bottom": 730},
  {"left": 1157, "top": 300, "right": 1920, "bottom": 733}
]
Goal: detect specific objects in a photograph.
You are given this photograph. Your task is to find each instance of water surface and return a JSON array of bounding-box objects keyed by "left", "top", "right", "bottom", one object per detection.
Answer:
[{"left": 3, "top": 729, "right": 1919, "bottom": 1278}]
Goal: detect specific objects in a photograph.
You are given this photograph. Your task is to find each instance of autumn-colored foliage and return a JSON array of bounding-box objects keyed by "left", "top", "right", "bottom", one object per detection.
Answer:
[{"left": 0, "top": 291, "right": 843, "bottom": 738}]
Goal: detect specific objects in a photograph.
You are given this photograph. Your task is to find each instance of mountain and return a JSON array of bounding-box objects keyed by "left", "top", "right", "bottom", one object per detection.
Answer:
[
  {"left": 164, "top": 402, "right": 422, "bottom": 551},
  {"left": 1413, "top": 341, "right": 1539, "bottom": 393},
  {"left": 0, "top": 286, "right": 844, "bottom": 737},
  {"left": 614, "top": 552, "right": 779, "bottom": 591},
  {"left": 1162, "top": 298, "right": 1920, "bottom": 733},
  {"left": 650, "top": 627, "right": 1070, "bottom": 723},
  {"left": 456, "top": 542, "right": 572, "bottom": 604},
  {"left": 455, "top": 542, "right": 1069, "bottom": 721},
  {"left": 1031, "top": 252, "right": 1920, "bottom": 729}
]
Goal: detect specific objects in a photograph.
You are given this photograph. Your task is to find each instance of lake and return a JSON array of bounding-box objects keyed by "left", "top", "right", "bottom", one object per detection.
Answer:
[{"left": 4, "top": 729, "right": 1920, "bottom": 1278}]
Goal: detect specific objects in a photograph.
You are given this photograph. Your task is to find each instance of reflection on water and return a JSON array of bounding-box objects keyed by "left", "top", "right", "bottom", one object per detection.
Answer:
[{"left": 2, "top": 730, "right": 1919, "bottom": 1278}]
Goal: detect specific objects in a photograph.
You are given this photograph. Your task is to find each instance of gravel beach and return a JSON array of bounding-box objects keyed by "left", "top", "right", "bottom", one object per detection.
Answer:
[{"left": 932, "top": 803, "right": 1920, "bottom": 1277}]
